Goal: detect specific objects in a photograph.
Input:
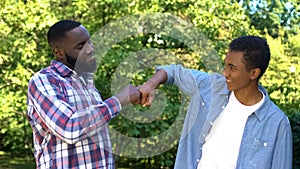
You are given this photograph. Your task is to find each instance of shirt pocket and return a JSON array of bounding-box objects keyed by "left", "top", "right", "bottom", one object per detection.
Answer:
[{"left": 244, "top": 138, "right": 273, "bottom": 168}]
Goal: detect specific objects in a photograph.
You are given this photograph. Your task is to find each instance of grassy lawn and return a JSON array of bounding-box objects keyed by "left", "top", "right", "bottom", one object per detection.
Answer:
[{"left": 0, "top": 151, "right": 35, "bottom": 169}]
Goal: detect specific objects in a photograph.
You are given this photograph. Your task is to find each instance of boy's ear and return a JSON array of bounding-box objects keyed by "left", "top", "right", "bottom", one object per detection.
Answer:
[{"left": 250, "top": 68, "right": 261, "bottom": 80}]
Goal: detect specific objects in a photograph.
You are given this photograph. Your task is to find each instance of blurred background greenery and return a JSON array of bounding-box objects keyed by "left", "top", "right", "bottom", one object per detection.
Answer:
[{"left": 0, "top": 0, "right": 299, "bottom": 168}]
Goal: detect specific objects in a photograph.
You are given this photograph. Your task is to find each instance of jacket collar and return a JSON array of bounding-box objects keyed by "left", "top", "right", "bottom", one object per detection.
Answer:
[
  {"left": 254, "top": 85, "right": 271, "bottom": 122},
  {"left": 216, "top": 75, "right": 271, "bottom": 122}
]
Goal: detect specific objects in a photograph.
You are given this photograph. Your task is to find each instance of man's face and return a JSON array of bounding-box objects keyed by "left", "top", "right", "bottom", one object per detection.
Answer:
[
  {"left": 222, "top": 51, "right": 253, "bottom": 92},
  {"left": 59, "top": 25, "right": 96, "bottom": 73}
]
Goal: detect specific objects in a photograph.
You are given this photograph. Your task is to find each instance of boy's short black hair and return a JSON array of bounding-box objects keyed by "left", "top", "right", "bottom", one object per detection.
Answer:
[{"left": 229, "top": 35, "right": 270, "bottom": 80}]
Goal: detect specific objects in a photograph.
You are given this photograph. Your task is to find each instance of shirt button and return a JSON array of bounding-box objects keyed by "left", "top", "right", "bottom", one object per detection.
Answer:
[
  {"left": 222, "top": 106, "right": 225, "bottom": 109},
  {"left": 197, "top": 159, "right": 200, "bottom": 162},
  {"left": 264, "top": 142, "right": 268, "bottom": 146},
  {"left": 203, "top": 134, "right": 206, "bottom": 137},
  {"left": 202, "top": 102, "right": 205, "bottom": 106}
]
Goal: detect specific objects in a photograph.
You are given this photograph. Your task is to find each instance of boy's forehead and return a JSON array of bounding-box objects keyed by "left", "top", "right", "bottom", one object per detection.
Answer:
[{"left": 224, "top": 51, "right": 245, "bottom": 64}]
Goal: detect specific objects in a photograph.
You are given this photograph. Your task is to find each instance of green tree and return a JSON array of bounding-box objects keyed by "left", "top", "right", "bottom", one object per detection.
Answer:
[
  {"left": 0, "top": 0, "right": 54, "bottom": 156},
  {"left": 0, "top": 0, "right": 299, "bottom": 168},
  {"left": 238, "top": 0, "right": 300, "bottom": 38}
]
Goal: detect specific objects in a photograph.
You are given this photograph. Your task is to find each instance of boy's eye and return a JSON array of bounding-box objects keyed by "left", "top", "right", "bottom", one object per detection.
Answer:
[{"left": 228, "top": 65, "right": 235, "bottom": 70}]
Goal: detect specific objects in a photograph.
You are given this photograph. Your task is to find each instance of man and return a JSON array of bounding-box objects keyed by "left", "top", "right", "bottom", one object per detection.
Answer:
[
  {"left": 26, "top": 20, "right": 141, "bottom": 169},
  {"left": 139, "top": 36, "right": 292, "bottom": 169}
]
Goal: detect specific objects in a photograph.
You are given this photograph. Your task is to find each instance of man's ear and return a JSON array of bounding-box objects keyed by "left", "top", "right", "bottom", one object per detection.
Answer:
[
  {"left": 250, "top": 68, "right": 261, "bottom": 80},
  {"left": 52, "top": 47, "right": 65, "bottom": 60}
]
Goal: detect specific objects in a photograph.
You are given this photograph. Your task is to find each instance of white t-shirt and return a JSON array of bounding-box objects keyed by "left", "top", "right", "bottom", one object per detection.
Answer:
[{"left": 197, "top": 91, "right": 265, "bottom": 169}]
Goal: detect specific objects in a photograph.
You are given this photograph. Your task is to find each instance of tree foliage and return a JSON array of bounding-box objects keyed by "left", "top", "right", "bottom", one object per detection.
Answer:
[
  {"left": 238, "top": 0, "right": 300, "bottom": 38},
  {"left": 0, "top": 0, "right": 299, "bottom": 168}
]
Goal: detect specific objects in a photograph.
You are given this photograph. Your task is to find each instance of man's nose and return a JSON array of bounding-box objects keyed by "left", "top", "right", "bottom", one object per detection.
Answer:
[{"left": 85, "top": 43, "right": 94, "bottom": 54}]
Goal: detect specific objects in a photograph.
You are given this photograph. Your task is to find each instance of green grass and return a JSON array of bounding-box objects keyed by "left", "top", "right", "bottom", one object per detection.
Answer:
[{"left": 0, "top": 151, "right": 35, "bottom": 169}]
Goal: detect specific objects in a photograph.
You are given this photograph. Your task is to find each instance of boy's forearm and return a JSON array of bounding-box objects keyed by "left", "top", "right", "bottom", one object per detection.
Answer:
[{"left": 146, "top": 69, "right": 168, "bottom": 89}]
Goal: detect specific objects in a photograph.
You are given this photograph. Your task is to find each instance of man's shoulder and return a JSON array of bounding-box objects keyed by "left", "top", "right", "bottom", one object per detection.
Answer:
[
  {"left": 31, "top": 61, "right": 72, "bottom": 80},
  {"left": 29, "top": 66, "right": 65, "bottom": 87},
  {"left": 31, "top": 65, "right": 58, "bottom": 79}
]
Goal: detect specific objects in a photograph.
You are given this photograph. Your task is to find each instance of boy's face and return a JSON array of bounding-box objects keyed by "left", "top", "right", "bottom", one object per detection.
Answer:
[{"left": 222, "top": 51, "right": 256, "bottom": 92}]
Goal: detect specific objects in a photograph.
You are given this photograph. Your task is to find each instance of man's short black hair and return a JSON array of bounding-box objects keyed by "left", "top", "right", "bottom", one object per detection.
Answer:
[
  {"left": 229, "top": 35, "right": 270, "bottom": 80},
  {"left": 47, "top": 20, "right": 81, "bottom": 46}
]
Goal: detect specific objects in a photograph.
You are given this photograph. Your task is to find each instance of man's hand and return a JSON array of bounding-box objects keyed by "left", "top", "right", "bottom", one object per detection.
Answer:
[
  {"left": 115, "top": 85, "right": 141, "bottom": 105},
  {"left": 138, "top": 69, "right": 168, "bottom": 107}
]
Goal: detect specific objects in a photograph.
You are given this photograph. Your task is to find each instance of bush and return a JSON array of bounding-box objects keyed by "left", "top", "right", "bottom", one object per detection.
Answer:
[{"left": 289, "top": 112, "right": 300, "bottom": 169}]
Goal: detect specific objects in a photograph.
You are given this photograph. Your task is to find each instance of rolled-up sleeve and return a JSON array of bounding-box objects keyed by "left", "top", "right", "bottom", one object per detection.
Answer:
[{"left": 156, "top": 64, "right": 208, "bottom": 97}]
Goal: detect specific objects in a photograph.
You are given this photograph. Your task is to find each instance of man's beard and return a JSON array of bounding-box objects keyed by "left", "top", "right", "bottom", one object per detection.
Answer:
[
  {"left": 65, "top": 53, "right": 97, "bottom": 73},
  {"left": 65, "top": 53, "right": 77, "bottom": 69}
]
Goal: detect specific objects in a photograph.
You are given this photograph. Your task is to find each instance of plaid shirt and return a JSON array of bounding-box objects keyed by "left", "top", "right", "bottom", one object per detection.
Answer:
[{"left": 26, "top": 60, "right": 121, "bottom": 169}]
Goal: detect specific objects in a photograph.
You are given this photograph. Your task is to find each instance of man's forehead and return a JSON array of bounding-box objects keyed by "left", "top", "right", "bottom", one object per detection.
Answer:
[
  {"left": 65, "top": 26, "right": 90, "bottom": 43},
  {"left": 66, "top": 25, "right": 89, "bottom": 36}
]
